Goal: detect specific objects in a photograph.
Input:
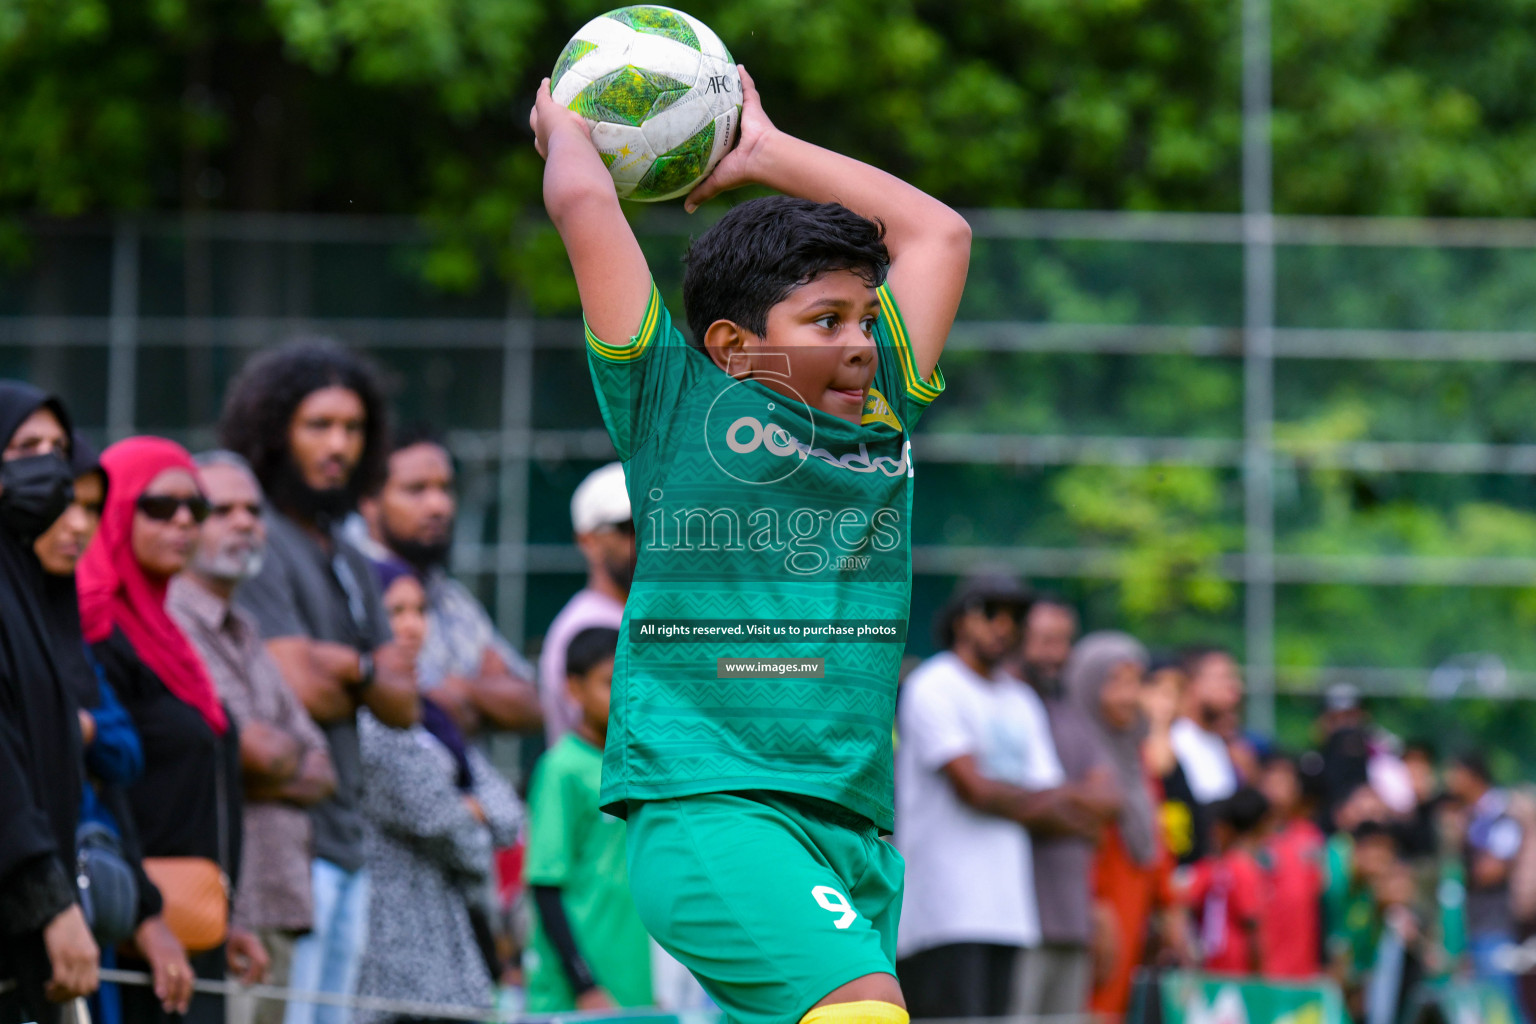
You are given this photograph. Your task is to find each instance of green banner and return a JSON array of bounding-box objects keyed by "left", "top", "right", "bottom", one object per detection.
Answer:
[
  {"left": 1157, "top": 971, "right": 1345, "bottom": 1024},
  {"left": 1406, "top": 979, "right": 1521, "bottom": 1024}
]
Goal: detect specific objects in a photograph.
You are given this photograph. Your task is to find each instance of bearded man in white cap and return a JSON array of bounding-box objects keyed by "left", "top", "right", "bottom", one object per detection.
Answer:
[{"left": 537, "top": 462, "right": 635, "bottom": 743}]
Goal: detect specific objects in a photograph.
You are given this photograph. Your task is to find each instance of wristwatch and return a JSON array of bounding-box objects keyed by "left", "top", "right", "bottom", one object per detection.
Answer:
[{"left": 352, "top": 652, "right": 376, "bottom": 693}]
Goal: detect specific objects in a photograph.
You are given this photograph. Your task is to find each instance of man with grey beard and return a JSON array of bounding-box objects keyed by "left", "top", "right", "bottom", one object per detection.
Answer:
[{"left": 167, "top": 451, "right": 336, "bottom": 1024}]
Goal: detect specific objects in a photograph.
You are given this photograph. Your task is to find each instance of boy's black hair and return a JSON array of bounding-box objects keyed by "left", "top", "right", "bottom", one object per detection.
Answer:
[
  {"left": 681, "top": 196, "right": 889, "bottom": 350},
  {"left": 1213, "top": 786, "right": 1270, "bottom": 834},
  {"left": 565, "top": 626, "right": 619, "bottom": 679},
  {"left": 1403, "top": 737, "right": 1438, "bottom": 763}
]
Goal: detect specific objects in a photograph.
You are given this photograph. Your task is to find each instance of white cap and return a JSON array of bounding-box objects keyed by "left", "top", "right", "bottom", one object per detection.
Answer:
[{"left": 571, "top": 462, "right": 631, "bottom": 535}]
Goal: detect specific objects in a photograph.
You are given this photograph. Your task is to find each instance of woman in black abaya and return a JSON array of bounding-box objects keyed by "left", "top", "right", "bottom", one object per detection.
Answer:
[{"left": 0, "top": 382, "right": 100, "bottom": 1024}]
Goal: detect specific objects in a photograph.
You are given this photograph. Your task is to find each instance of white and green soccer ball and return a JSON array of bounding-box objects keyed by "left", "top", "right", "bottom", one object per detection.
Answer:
[{"left": 551, "top": 6, "right": 742, "bottom": 202}]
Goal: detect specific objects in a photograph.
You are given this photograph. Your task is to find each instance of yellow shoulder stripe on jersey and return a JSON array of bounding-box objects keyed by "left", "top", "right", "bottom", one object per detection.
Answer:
[
  {"left": 861, "top": 387, "right": 903, "bottom": 431},
  {"left": 585, "top": 282, "right": 663, "bottom": 363},
  {"left": 875, "top": 284, "right": 945, "bottom": 405}
]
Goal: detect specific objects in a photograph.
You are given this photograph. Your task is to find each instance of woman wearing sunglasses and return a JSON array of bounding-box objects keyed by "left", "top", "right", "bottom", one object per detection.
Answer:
[{"left": 77, "top": 438, "right": 260, "bottom": 1024}]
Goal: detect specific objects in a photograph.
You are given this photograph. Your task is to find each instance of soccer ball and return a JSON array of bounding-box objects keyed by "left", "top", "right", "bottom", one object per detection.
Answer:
[{"left": 551, "top": 6, "right": 741, "bottom": 203}]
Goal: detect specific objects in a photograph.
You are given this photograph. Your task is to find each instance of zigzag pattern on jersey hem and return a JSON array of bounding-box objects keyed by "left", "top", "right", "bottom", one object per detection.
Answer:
[
  {"left": 598, "top": 774, "right": 895, "bottom": 834},
  {"left": 616, "top": 722, "right": 891, "bottom": 807}
]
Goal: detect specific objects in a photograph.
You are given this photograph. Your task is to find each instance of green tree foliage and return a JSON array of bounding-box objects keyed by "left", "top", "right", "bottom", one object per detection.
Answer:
[
  {"left": 8, "top": 0, "right": 1536, "bottom": 255},
  {"left": 6, "top": 0, "right": 1536, "bottom": 727}
]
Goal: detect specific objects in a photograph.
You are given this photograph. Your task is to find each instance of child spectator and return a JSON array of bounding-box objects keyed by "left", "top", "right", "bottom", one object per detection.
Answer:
[
  {"left": 378, "top": 565, "right": 428, "bottom": 651},
  {"left": 1184, "top": 787, "right": 1270, "bottom": 975},
  {"left": 1259, "top": 752, "right": 1325, "bottom": 978},
  {"left": 524, "top": 627, "right": 652, "bottom": 1012},
  {"left": 1326, "top": 820, "right": 1398, "bottom": 1015},
  {"left": 354, "top": 559, "right": 522, "bottom": 1024},
  {"left": 1363, "top": 859, "right": 1427, "bottom": 1024}
]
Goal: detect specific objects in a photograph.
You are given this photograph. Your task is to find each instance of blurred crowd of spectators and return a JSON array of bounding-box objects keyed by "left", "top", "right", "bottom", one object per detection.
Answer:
[
  {"left": 0, "top": 343, "right": 677, "bottom": 1024},
  {"left": 893, "top": 572, "right": 1536, "bottom": 1023},
  {"left": 4, "top": 340, "right": 1535, "bottom": 1024}
]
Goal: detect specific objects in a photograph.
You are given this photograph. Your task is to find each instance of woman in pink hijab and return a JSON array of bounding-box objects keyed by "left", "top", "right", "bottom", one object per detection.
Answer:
[{"left": 78, "top": 437, "right": 265, "bottom": 1024}]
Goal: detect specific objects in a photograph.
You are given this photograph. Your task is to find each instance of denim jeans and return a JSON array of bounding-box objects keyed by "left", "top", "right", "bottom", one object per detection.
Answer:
[
  {"left": 284, "top": 860, "right": 370, "bottom": 1024},
  {"left": 1468, "top": 930, "right": 1522, "bottom": 1017}
]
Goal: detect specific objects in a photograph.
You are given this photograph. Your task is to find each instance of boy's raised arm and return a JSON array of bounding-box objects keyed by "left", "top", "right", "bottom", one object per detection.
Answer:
[
  {"left": 532, "top": 79, "right": 655, "bottom": 348},
  {"left": 685, "top": 68, "right": 971, "bottom": 381}
]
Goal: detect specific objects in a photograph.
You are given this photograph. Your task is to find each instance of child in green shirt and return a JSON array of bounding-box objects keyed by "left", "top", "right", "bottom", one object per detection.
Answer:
[{"left": 524, "top": 627, "right": 653, "bottom": 1011}]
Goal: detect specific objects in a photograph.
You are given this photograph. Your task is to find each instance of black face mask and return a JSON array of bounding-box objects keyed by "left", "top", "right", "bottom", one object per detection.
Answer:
[{"left": 0, "top": 452, "right": 74, "bottom": 542}]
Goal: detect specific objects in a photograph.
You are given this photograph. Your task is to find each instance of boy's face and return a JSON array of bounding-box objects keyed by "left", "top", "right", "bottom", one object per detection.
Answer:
[
  {"left": 568, "top": 656, "right": 615, "bottom": 734},
  {"left": 713, "top": 269, "right": 879, "bottom": 425}
]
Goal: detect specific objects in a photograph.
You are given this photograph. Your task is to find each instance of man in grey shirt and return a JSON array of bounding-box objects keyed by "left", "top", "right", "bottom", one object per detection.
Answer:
[
  {"left": 1014, "top": 598, "right": 1121, "bottom": 1019},
  {"left": 220, "top": 344, "right": 419, "bottom": 1024}
]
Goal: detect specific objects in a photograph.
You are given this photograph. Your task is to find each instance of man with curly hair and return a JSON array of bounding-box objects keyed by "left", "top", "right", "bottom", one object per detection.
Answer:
[{"left": 219, "top": 342, "right": 419, "bottom": 1024}]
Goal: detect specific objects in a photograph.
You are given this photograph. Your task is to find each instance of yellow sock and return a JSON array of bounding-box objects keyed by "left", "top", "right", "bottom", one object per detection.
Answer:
[{"left": 800, "top": 1001, "right": 910, "bottom": 1024}]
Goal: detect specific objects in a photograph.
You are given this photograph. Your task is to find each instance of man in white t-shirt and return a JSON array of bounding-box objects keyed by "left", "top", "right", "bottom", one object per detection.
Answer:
[
  {"left": 895, "top": 575, "right": 1099, "bottom": 1019},
  {"left": 537, "top": 463, "right": 633, "bottom": 744},
  {"left": 1170, "top": 645, "right": 1243, "bottom": 806}
]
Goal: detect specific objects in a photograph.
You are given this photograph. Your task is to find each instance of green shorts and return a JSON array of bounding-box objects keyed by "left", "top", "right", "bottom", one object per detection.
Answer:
[{"left": 626, "top": 791, "right": 905, "bottom": 1024}]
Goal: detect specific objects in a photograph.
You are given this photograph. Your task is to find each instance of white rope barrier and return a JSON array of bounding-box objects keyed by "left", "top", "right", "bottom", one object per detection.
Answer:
[
  {"left": 93, "top": 970, "right": 1108, "bottom": 1024},
  {"left": 98, "top": 969, "right": 619, "bottom": 1024}
]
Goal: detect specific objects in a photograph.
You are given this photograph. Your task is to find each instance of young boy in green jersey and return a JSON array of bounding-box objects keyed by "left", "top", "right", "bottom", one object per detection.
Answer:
[
  {"left": 525, "top": 627, "right": 653, "bottom": 1012},
  {"left": 532, "top": 62, "right": 970, "bottom": 1024}
]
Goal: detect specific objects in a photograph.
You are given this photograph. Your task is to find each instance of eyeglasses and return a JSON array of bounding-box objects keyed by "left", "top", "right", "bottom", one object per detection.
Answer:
[{"left": 136, "top": 493, "right": 211, "bottom": 523}]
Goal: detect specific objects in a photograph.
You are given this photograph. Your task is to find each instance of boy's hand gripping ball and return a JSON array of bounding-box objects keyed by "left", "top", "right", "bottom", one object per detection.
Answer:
[{"left": 551, "top": 6, "right": 742, "bottom": 202}]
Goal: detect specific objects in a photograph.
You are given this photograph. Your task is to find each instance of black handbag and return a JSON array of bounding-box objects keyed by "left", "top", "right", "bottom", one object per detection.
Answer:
[{"left": 75, "top": 820, "right": 139, "bottom": 946}]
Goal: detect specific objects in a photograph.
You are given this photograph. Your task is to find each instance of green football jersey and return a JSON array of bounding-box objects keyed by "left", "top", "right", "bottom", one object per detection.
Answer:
[{"left": 586, "top": 281, "right": 944, "bottom": 831}]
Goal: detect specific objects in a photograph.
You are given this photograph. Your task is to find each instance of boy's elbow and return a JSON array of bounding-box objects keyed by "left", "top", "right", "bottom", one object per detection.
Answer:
[
  {"left": 940, "top": 209, "right": 973, "bottom": 258},
  {"left": 944, "top": 208, "right": 973, "bottom": 245}
]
